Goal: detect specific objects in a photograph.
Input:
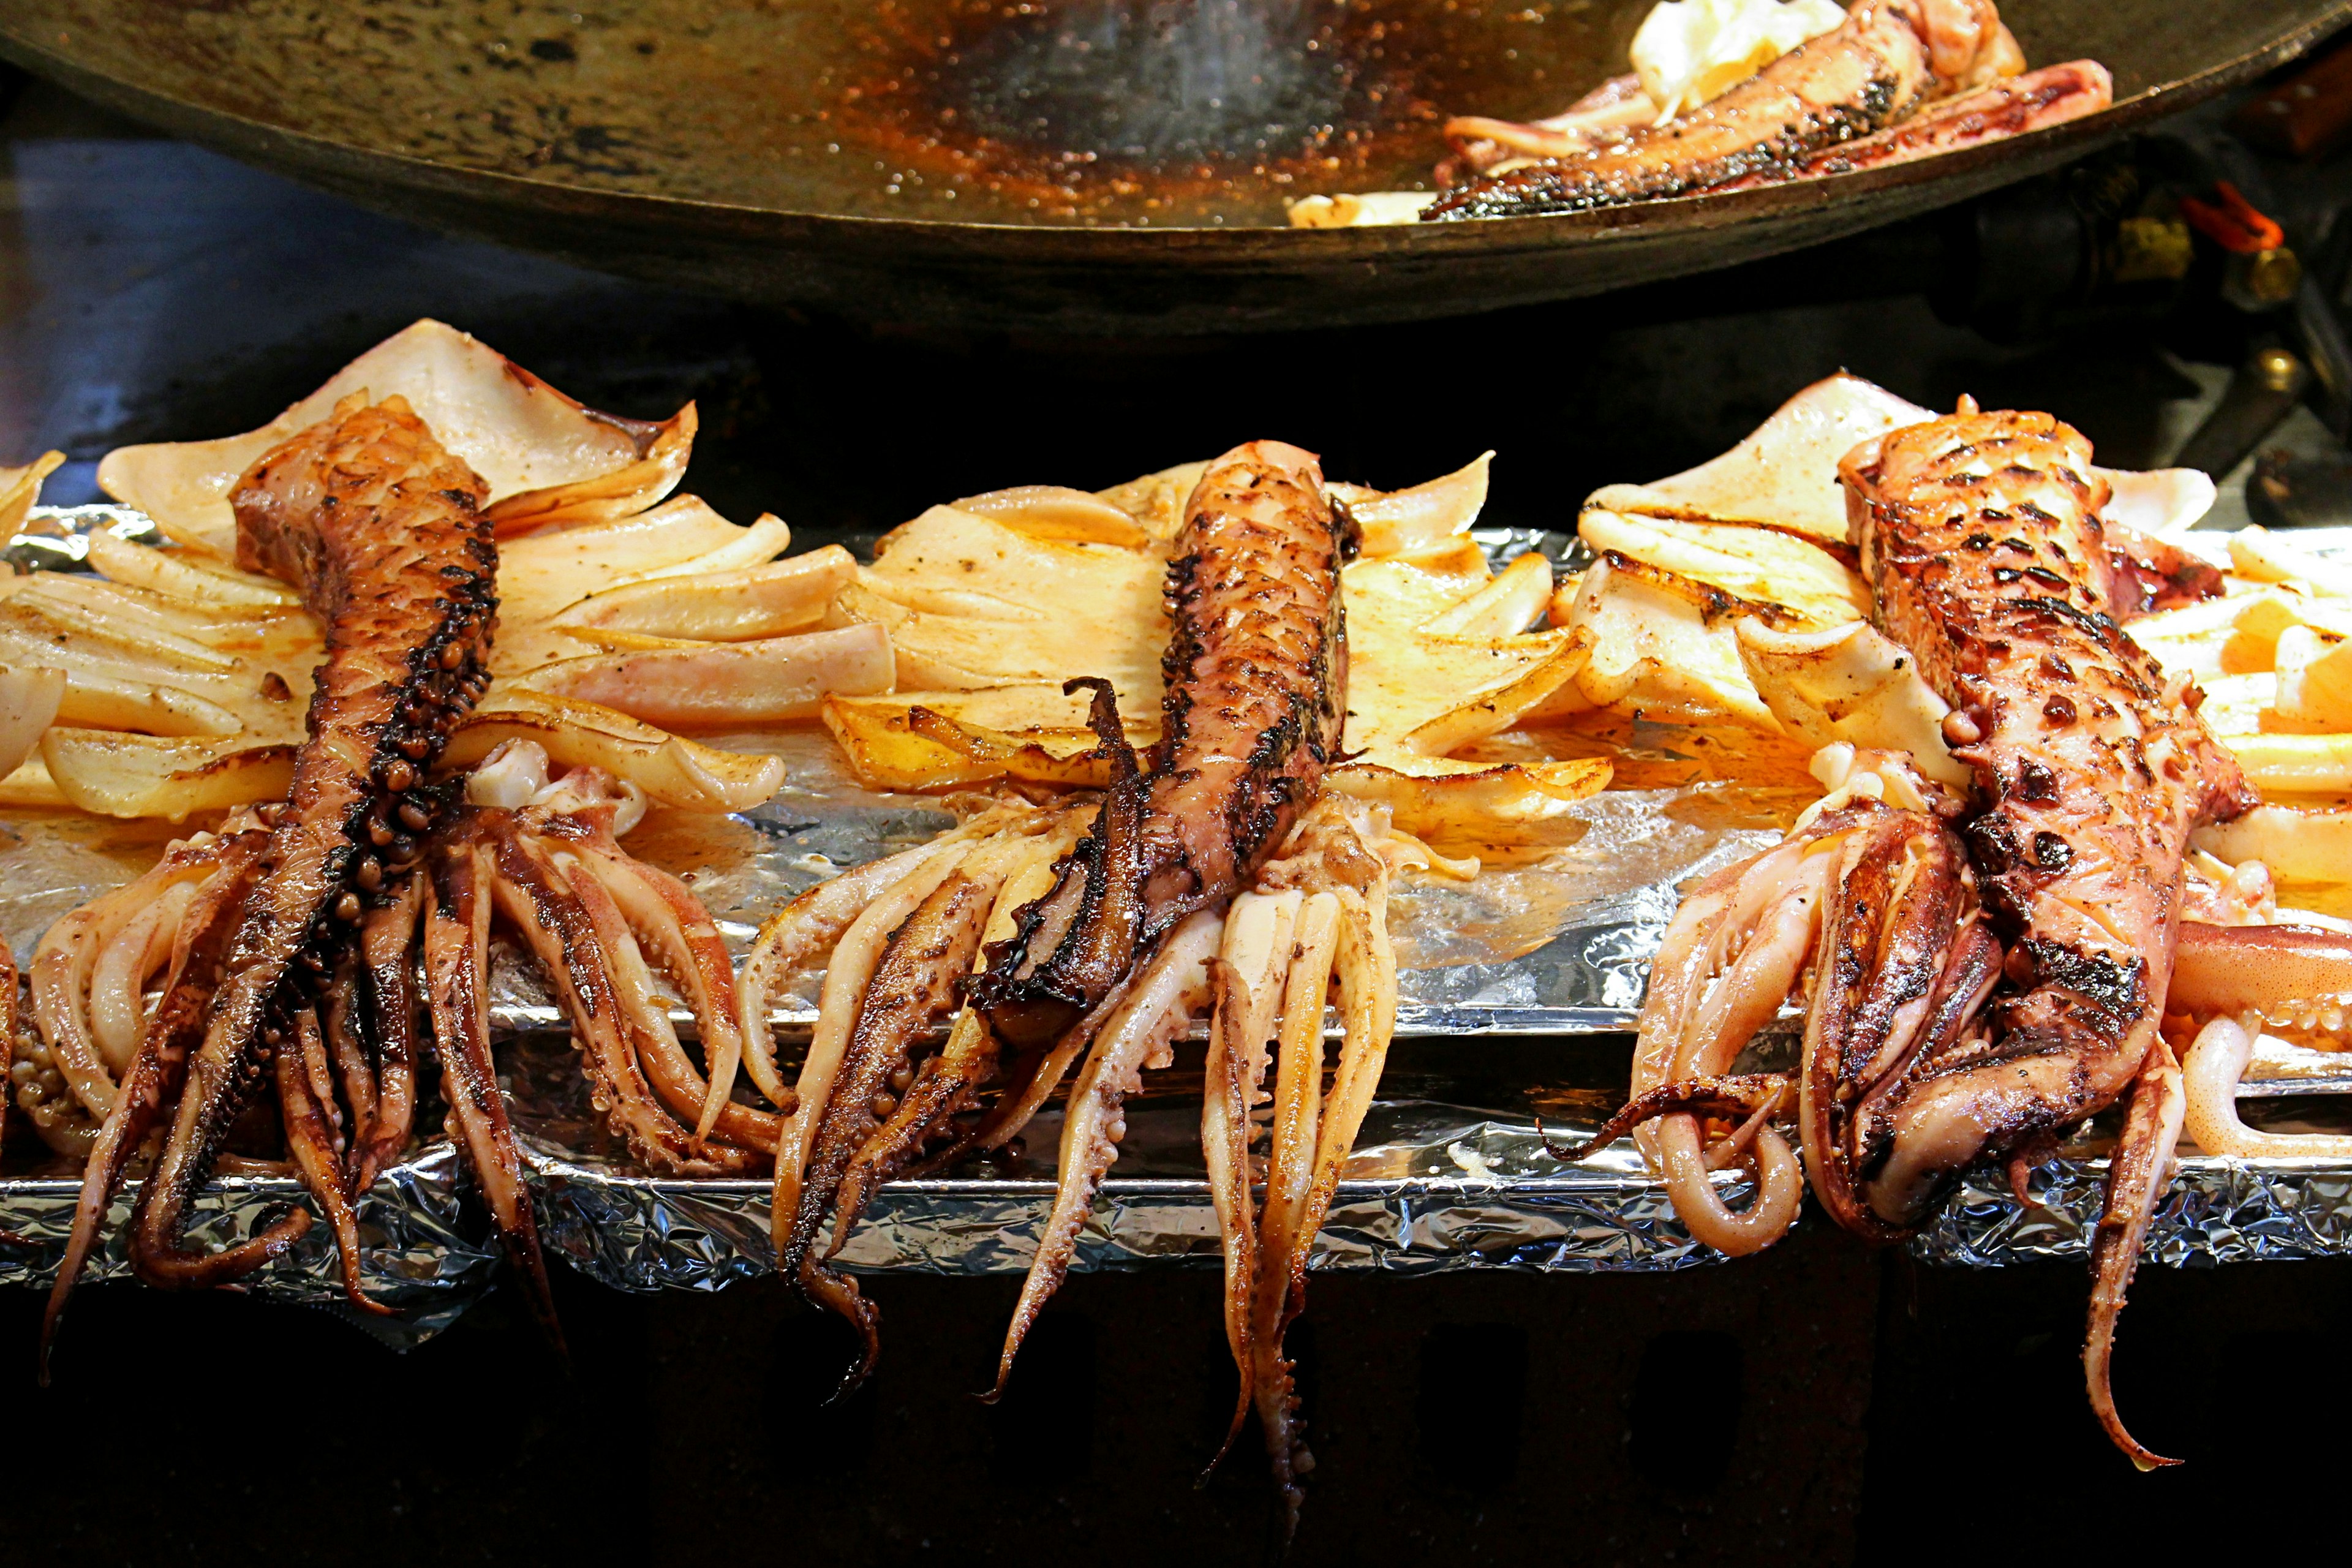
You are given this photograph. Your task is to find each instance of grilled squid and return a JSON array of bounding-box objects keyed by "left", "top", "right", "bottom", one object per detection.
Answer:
[
  {"left": 36, "top": 398, "right": 776, "bottom": 1361},
  {"left": 744, "top": 442, "right": 1457, "bottom": 1531},
  {"left": 44, "top": 394, "right": 498, "bottom": 1355},
  {"left": 967, "top": 440, "right": 1352, "bottom": 1047},
  {"left": 1570, "top": 400, "right": 2352, "bottom": 1473}
]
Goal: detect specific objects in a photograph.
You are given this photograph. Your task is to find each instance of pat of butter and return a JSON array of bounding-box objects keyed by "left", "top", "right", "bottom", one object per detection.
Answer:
[
  {"left": 1287, "top": 191, "right": 1434, "bottom": 229},
  {"left": 1629, "top": 0, "right": 1847, "bottom": 123},
  {"left": 1447, "top": 1141, "right": 1502, "bottom": 1182}
]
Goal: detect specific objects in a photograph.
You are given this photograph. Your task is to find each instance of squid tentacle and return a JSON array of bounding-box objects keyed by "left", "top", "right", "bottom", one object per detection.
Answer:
[
  {"left": 940, "top": 791, "right": 1186, "bottom": 1174},
  {"left": 1257, "top": 823, "right": 1406, "bottom": 1532},
  {"left": 988, "top": 911, "right": 1221, "bottom": 1401},
  {"left": 2084, "top": 1036, "right": 2185, "bottom": 1471},
  {"left": 321, "top": 955, "right": 379, "bottom": 1180},
  {"left": 737, "top": 810, "right": 1025, "bottom": 1110},
  {"left": 2181, "top": 1014, "right": 2352, "bottom": 1160},
  {"left": 786, "top": 863, "right": 1002, "bottom": 1391},
  {"left": 568, "top": 837, "right": 767, "bottom": 1138},
  {"left": 489, "top": 827, "right": 749, "bottom": 1175},
  {"left": 1201, "top": 890, "right": 1303, "bottom": 1474},
  {"left": 932, "top": 978, "right": 1132, "bottom": 1172},
  {"left": 0, "top": 937, "right": 18, "bottom": 1233},
  {"left": 1601, "top": 817, "right": 1852, "bottom": 1256},
  {"left": 1200, "top": 957, "right": 1261, "bottom": 1474},
  {"left": 353, "top": 879, "right": 424, "bottom": 1189},
  {"left": 771, "top": 842, "right": 982, "bottom": 1251},
  {"left": 2171, "top": 921, "right": 2352, "bottom": 1050},
  {"left": 1241, "top": 890, "right": 1342, "bottom": 1529},
  {"left": 31, "top": 833, "right": 247, "bottom": 1120},
  {"left": 279, "top": 1008, "right": 391, "bottom": 1316},
  {"left": 43, "top": 829, "right": 273, "bottom": 1366},
  {"left": 424, "top": 837, "right": 562, "bottom": 1352},
  {"left": 833, "top": 815, "right": 1090, "bottom": 1229},
  {"left": 834, "top": 1009, "right": 996, "bottom": 1226},
  {"left": 1539, "top": 1076, "right": 1792, "bottom": 1163},
  {"left": 545, "top": 842, "right": 777, "bottom": 1160},
  {"left": 86, "top": 881, "right": 198, "bottom": 1082},
  {"left": 1799, "top": 809, "right": 1975, "bottom": 1242}
]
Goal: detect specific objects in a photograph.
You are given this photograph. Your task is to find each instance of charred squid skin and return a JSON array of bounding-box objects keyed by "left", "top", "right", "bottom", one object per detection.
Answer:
[
  {"left": 1713, "top": 61, "right": 2113, "bottom": 190},
  {"left": 964, "top": 679, "right": 1148, "bottom": 1046},
  {"left": 1797, "top": 809, "right": 1976, "bottom": 1242},
  {"left": 969, "top": 442, "right": 1349, "bottom": 1050},
  {"left": 126, "top": 394, "right": 497, "bottom": 1292}
]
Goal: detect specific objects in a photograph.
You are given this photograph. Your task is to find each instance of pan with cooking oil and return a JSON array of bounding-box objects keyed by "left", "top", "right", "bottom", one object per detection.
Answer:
[{"left": 1, "top": 0, "right": 2345, "bottom": 330}]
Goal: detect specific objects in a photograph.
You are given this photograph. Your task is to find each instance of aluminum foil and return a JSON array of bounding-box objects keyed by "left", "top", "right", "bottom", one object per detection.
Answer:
[
  {"left": 1917, "top": 1083, "right": 2352, "bottom": 1265},
  {"left": 5, "top": 507, "right": 2351, "bottom": 1304},
  {"left": 0, "top": 1147, "right": 497, "bottom": 1342},
  {"left": 1920, "top": 1156, "right": 2352, "bottom": 1266},
  {"left": 498, "top": 1030, "right": 1736, "bottom": 1288}
]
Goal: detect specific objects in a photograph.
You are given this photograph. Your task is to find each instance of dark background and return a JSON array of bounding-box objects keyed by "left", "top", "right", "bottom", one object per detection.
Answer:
[{"left": 2, "top": 62, "right": 2348, "bottom": 1568}]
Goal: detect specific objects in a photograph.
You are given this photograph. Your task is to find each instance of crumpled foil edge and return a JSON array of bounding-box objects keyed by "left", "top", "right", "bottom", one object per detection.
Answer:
[
  {"left": 525, "top": 1142, "right": 1738, "bottom": 1291},
  {"left": 0, "top": 1146, "right": 497, "bottom": 1343},
  {"left": 1913, "top": 1153, "right": 2352, "bottom": 1266}
]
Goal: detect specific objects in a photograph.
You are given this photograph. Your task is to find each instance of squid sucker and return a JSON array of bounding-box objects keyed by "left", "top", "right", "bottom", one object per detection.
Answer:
[
  {"left": 966, "top": 440, "right": 1353, "bottom": 1049},
  {"left": 1582, "top": 399, "right": 2291, "bottom": 1471},
  {"left": 45, "top": 394, "right": 497, "bottom": 1353}
]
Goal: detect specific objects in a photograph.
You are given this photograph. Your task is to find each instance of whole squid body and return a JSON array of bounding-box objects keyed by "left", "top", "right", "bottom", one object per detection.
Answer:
[
  {"left": 1426, "top": 0, "right": 2108, "bottom": 219},
  {"left": 43, "top": 394, "right": 498, "bottom": 1355},
  {"left": 1567, "top": 401, "right": 2282, "bottom": 1468},
  {"left": 35, "top": 391, "right": 776, "bottom": 1358}
]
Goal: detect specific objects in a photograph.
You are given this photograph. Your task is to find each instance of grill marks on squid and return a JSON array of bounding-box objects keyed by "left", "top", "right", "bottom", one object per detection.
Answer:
[
  {"left": 1615, "top": 401, "right": 2266, "bottom": 1471},
  {"left": 763, "top": 442, "right": 1352, "bottom": 1396}
]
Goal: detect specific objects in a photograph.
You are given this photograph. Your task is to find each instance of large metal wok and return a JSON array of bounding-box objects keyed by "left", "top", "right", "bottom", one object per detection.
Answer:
[{"left": 3, "top": 0, "right": 2346, "bottom": 333}]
